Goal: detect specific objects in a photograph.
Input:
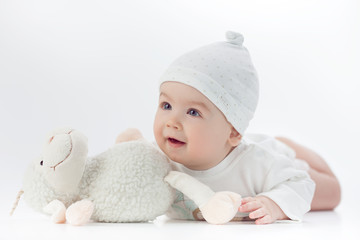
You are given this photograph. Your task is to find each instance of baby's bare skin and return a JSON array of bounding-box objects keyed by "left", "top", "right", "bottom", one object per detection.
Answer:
[{"left": 239, "top": 196, "right": 288, "bottom": 224}]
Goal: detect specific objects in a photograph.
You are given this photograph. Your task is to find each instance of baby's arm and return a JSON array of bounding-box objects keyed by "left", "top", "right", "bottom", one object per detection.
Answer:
[
  {"left": 239, "top": 196, "right": 288, "bottom": 224},
  {"left": 238, "top": 154, "right": 315, "bottom": 224}
]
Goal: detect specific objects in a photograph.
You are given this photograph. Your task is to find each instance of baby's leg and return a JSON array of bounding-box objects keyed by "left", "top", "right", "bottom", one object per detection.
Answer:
[{"left": 275, "top": 137, "right": 341, "bottom": 211}]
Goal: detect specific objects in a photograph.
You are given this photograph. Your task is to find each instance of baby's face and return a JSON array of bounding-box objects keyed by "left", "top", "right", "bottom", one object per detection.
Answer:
[{"left": 153, "top": 82, "right": 235, "bottom": 170}]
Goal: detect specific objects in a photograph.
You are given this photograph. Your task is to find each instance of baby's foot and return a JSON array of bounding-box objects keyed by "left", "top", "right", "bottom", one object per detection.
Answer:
[
  {"left": 66, "top": 199, "right": 94, "bottom": 226},
  {"left": 43, "top": 199, "right": 66, "bottom": 224},
  {"left": 200, "top": 191, "right": 242, "bottom": 224}
]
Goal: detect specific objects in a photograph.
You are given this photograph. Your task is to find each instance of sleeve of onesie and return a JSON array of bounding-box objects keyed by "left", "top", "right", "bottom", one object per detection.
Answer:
[{"left": 257, "top": 154, "right": 316, "bottom": 221}]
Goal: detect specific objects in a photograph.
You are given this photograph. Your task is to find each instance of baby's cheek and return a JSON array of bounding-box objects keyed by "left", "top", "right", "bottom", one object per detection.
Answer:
[
  {"left": 191, "top": 132, "right": 215, "bottom": 154},
  {"left": 154, "top": 132, "right": 164, "bottom": 149},
  {"left": 153, "top": 126, "right": 164, "bottom": 151},
  {"left": 153, "top": 117, "right": 163, "bottom": 139}
]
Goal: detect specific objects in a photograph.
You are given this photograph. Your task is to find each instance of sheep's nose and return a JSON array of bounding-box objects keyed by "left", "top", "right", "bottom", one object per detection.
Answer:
[{"left": 49, "top": 136, "right": 54, "bottom": 143}]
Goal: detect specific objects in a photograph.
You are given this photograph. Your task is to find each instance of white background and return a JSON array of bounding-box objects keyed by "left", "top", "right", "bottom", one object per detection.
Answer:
[{"left": 0, "top": 0, "right": 359, "bottom": 239}]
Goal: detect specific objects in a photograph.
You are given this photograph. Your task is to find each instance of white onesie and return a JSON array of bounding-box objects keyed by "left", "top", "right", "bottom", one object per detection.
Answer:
[{"left": 166, "top": 133, "right": 315, "bottom": 221}]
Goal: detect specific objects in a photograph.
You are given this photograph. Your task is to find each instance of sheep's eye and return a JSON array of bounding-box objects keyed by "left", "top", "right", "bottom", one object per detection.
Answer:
[{"left": 40, "top": 160, "right": 43, "bottom": 166}]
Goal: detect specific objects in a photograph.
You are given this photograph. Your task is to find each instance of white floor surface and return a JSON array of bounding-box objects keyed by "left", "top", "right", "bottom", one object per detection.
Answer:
[{"left": 1, "top": 198, "right": 359, "bottom": 240}]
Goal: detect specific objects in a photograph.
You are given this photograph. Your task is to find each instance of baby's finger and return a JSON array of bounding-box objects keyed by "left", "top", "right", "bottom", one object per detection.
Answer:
[
  {"left": 239, "top": 200, "right": 262, "bottom": 213},
  {"left": 249, "top": 207, "right": 267, "bottom": 219},
  {"left": 241, "top": 197, "right": 255, "bottom": 205},
  {"left": 255, "top": 214, "right": 273, "bottom": 225}
]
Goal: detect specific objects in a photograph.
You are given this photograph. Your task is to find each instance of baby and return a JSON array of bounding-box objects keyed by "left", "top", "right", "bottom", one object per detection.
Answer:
[{"left": 118, "top": 31, "right": 341, "bottom": 224}]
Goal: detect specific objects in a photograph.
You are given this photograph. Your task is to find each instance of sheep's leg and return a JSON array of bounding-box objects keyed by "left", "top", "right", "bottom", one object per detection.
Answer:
[
  {"left": 164, "top": 171, "right": 242, "bottom": 224},
  {"left": 43, "top": 199, "right": 66, "bottom": 224},
  {"left": 66, "top": 199, "right": 94, "bottom": 226}
]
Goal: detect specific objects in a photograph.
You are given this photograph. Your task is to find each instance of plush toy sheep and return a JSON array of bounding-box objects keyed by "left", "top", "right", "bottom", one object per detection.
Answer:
[{"left": 10, "top": 127, "right": 242, "bottom": 225}]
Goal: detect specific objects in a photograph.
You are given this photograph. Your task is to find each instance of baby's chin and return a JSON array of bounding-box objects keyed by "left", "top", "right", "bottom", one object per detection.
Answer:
[
  {"left": 163, "top": 151, "right": 184, "bottom": 164},
  {"left": 168, "top": 156, "right": 204, "bottom": 170},
  {"left": 159, "top": 143, "right": 204, "bottom": 169},
  {"left": 162, "top": 151, "right": 190, "bottom": 167}
]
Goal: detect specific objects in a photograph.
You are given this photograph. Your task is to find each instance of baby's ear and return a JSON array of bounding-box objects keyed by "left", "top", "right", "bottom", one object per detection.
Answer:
[{"left": 228, "top": 127, "right": 242, "bottom": 147}]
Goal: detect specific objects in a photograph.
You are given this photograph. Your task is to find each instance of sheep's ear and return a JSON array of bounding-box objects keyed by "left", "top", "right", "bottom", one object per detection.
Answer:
[{"left": 10, "top": 189, "right": 24, "bottom": 216}]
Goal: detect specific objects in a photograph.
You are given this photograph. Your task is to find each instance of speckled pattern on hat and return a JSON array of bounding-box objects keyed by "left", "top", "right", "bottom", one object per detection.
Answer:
[{"left": 159, "top": 31, "right": 259, "bottom": 135}]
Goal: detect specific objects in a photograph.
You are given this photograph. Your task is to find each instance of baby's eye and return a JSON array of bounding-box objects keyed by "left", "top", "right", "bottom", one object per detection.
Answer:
[
  {"left": 161, "top": 102, "right": 172, "bottom": 110},
  {"left": 187, "top": 109, "right": 201, "bottom": 117}
]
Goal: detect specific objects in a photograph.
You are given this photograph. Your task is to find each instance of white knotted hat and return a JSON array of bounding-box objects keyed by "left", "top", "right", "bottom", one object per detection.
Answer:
[{"left": 159, "top": 31, "right": 259, "bottom": 136}]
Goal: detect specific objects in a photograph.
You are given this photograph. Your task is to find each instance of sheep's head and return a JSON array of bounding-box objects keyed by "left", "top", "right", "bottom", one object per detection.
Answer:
[
  {"left": 10, "top": 127, "right": 88, "bottom": 216},
  {"left": 38, "top": 127, "right": 88, "bottom": 194}
]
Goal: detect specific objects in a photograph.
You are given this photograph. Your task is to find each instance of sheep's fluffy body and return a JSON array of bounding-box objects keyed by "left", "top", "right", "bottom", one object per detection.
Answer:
[{"left": 23, "top": 140, "right": 174, "bottom": 222}]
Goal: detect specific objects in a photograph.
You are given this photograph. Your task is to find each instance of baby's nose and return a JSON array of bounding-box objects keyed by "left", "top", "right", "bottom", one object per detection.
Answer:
[{"left": 166, "top": 119, "right": 182, "bottom": 130}]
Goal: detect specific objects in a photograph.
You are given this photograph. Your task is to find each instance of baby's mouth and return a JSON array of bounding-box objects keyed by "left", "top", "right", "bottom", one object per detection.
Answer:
[{"left": 167, "top": 137, "right": 186, "bottom": 147}]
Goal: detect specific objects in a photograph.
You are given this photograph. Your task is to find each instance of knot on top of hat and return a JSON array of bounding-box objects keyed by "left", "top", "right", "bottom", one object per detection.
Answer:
[{"left": 226, "top": 31, "right": 244, "bottom": 46}]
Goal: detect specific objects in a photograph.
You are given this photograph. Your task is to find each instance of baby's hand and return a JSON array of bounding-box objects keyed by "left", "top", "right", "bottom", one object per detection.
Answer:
[{"left": 238, "top": 196, "right": 289, "bottom": 224}]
